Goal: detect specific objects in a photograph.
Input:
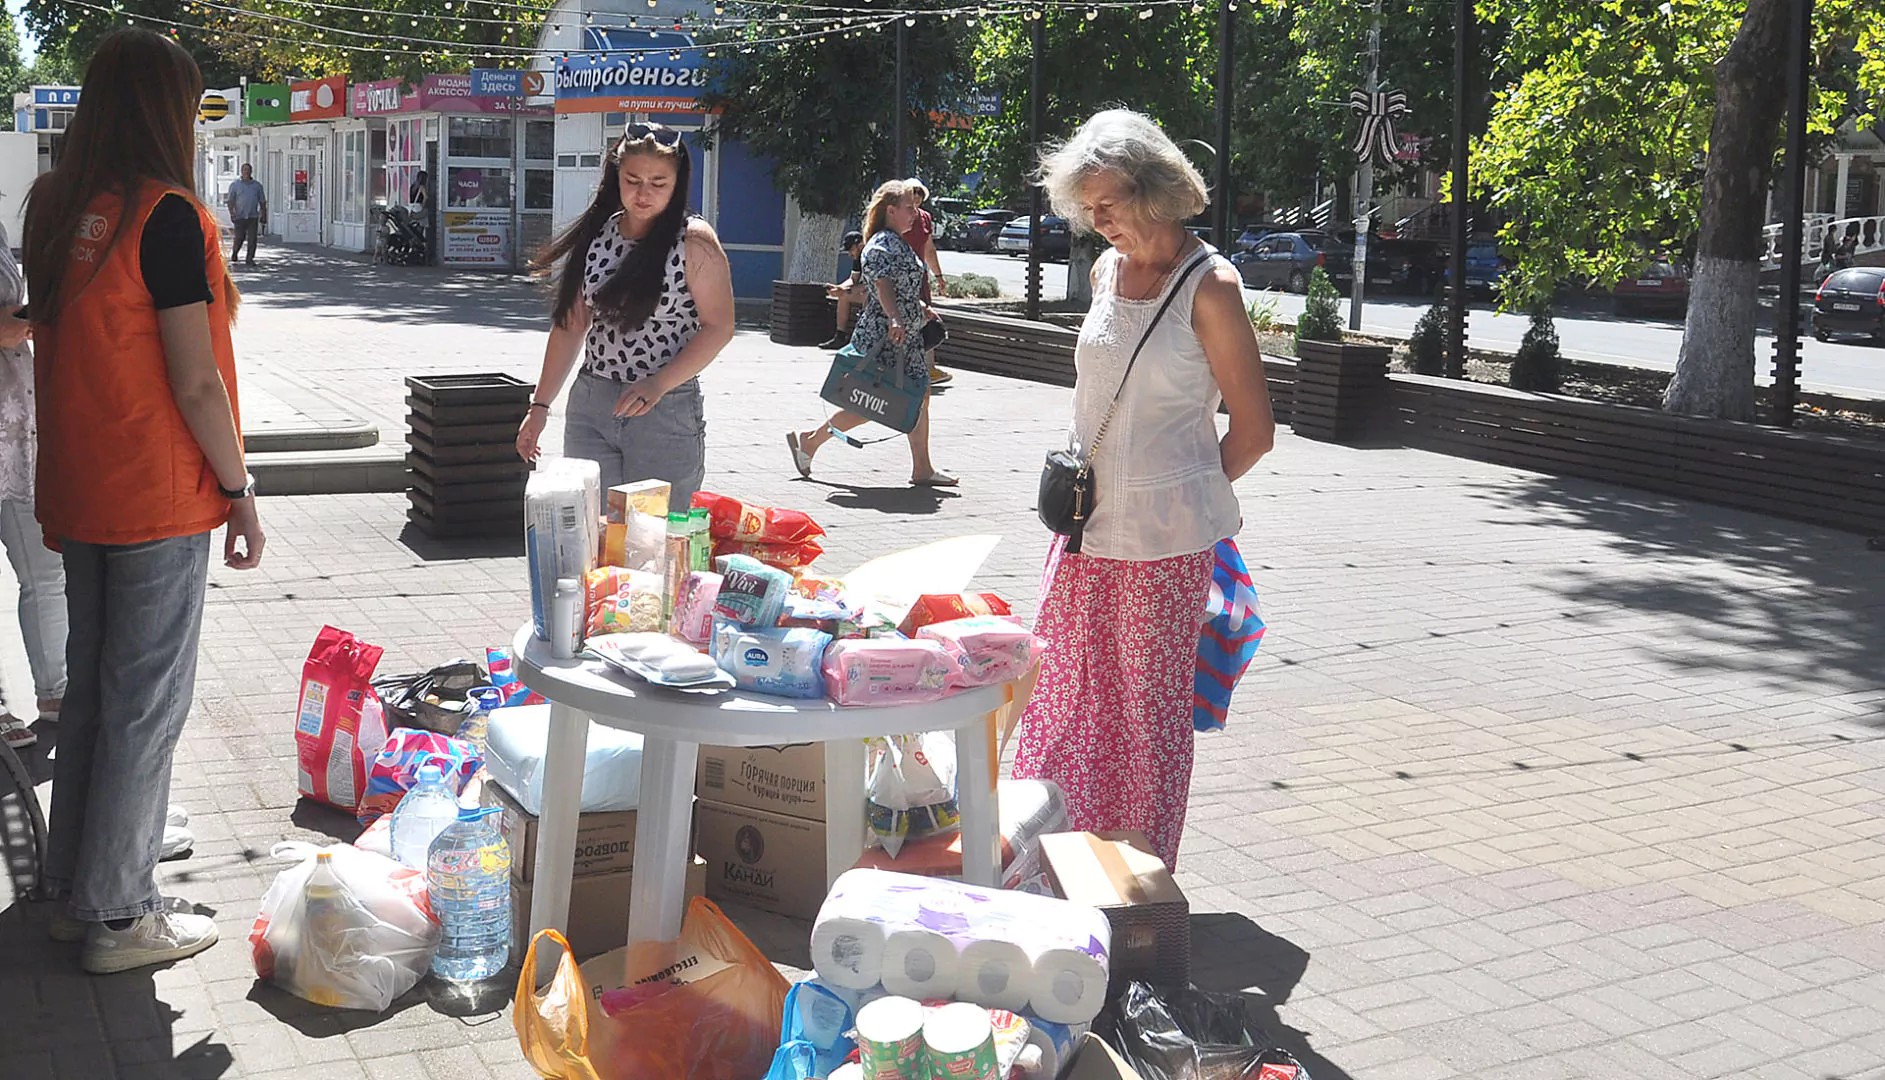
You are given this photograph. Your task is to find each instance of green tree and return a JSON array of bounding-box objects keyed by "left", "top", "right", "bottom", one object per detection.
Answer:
[
  {"left": 1475, "top": 0, "right": 1884, "bottom": 419},
  {"left": 1406, "top": 301, "right": 1445, "bottom": 375},
  {"left": 1509, "top": 304, "right": 1562, "bottom": 392},
  {"left": 700, "top": 10, "right": 972, "bottom": 280},
  {"left": 1295, "top": 265, "right": 1342, "bottom": 344}
]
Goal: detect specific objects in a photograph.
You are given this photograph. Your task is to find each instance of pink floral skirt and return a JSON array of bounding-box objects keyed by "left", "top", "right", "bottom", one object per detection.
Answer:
[{"left": 1011, "top": 543, "right": 1214, "bottom": 871}]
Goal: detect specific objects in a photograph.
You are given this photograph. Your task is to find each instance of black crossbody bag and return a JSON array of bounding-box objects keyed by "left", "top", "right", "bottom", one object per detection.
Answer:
[{"left": 1037, "top": 249, "right": 1210, "bottom": 554}]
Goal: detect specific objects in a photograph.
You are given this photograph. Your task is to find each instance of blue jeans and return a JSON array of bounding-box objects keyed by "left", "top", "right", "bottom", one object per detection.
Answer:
[
  {"left": 0, "top": 497, "right": 67, "bottom": 708},
  {"left": 44, "top": 533, "right": 209, "bottom": 921},
  {"left": 563, "top": 371, "right": 707, "bottom": 510}
]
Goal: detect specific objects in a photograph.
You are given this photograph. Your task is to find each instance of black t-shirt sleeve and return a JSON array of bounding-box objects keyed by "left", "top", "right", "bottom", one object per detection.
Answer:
[{"left": 139, "top": 194, "right": 215, "bottom": 311}]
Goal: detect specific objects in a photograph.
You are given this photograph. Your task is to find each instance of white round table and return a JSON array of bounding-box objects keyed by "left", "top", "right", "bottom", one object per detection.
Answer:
[{"left": 511, "top": 624, "right": 1012, "bottom": 947}]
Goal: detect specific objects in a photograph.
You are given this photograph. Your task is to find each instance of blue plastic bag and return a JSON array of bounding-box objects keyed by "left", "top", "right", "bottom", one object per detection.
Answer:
[
  {"left": 1193, "top": 538, "right": 1265, "bottom": 732},
  {"left": 762, "top": 980, "right": 857, "bottom": 1080}
]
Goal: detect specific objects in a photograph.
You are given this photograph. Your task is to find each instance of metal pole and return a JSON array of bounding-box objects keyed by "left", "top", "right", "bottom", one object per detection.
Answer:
[
  {"left": 1348, "top": 0, "right": 1380, "bottom": 331},
  {"left": 1771, "top": 0, "right": 1812, "bottom": 428},
  {"left": 1026, "top": 7, "right": 1045, "bottom": 321},
  {"left": 895, "top": 21, "right": 909, "bottom": 178},
  {"left": 1445, "top": 0, "right": 1470, "bottom": 378},
  {"left": 1213, "top": 0, "right": 1234, "bottom": 250}
]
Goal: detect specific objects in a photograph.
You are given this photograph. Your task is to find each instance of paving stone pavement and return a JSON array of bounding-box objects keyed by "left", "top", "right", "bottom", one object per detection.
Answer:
[{"left": 3, "top": 247, "right": 1884, "bottom": 1079}]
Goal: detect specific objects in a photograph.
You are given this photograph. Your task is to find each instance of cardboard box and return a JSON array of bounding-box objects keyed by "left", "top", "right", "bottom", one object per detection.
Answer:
[
  {"left": 510, "top": 857, "right": 707, "bottom": 961},
  {"left": 1062, "top": 1034, "right": 1145, "bottom": 1080},
  {"left": 694, "top": 799, "right": 830, "bottom": 920},
  {"left": 1039, "top": 830, "right": 1190, "bottom": 991},
  {"left": 696, "top": 743, "right": 828, "bottom": 821},
  {"left": 604, "top": 480, "right": 671, "bottom": 567},
  {"left": 484, "top": 780, "right": 639, "bottom": 883}
]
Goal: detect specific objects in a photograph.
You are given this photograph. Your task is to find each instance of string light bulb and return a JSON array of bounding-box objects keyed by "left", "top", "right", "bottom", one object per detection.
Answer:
[
  {"left": 1086, "top": 7, "right": 1097, "bottom": 18},
  {"left": 1138, "top": 7, "right": 1151, "bottom": 16}
]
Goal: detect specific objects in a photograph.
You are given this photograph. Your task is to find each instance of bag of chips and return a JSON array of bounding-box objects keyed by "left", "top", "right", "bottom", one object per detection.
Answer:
[
  {"left": 691, "top": 491, "right": 826, "bottom": 545},
  {"left": 712, "top": 538, "right": 825, "bottom": 571},
  {"left": 897, "top": 592, "right": 1013, "bottom": 637},
  {"left": 585, "top": 567, "right": 666, "bottom": 636}
]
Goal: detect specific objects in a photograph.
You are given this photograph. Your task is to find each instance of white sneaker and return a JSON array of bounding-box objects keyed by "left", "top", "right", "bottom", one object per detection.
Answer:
[
  {"left": 81, "top": 911, "right": 219, "bottom": 974},
  {"left": 51, "top": 893, "right": 196, "bottom": 943},
  {"left": 166, "top": 804, "right": 189, "bottom": 829},
  {"left": 160, "top": 824, "right": 194, "bottom": 860}
]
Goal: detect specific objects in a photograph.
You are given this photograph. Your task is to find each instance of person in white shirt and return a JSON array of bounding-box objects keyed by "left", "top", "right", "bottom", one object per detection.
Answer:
[{"left": 1011, "top": 109, "right": 1275, "bottom": 871}]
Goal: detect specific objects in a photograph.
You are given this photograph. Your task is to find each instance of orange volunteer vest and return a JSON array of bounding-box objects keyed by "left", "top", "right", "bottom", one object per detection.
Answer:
[{"left": 34, "top": 184, "right": 241, "bottom": 547}]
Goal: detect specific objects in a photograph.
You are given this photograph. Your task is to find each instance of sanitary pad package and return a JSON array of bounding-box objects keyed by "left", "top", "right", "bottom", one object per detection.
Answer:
[
  {"left": 822, "top": 639, "right": 954, "bottom": 707},
  {"left": 916, "top": 615, "right": 1042, "bottom": 688}
]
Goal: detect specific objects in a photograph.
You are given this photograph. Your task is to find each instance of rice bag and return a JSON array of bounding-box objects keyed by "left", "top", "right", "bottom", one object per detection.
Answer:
[
  {"left": 691, "top": 491, "right": 827, "bottom": 544},
  {"left": 713, "top": 554, "right": 793, "bottom": 629},
  {"left": 917, "top": 614, "right": 1042, "bottom": 688},
  {"left": 713, "top": 538, "right": 825, "bottom": 570},
  {"left": 586, "top": 567, "right": 665, "bottom": 635},
  {"left": 673, "top": 571, "right": 724, "bottom": 646},
  {"left": 897, "top": 592, "right": 1013, "bottom": 637},
  {"left": 821, "top": 638, "right": 954, "bottom": 707},
  {"left": 712, "top": 623, "right": 833, "bottom": 699},
  {"left": 866, "top": 732, "right": 959, "bottom": 856}
]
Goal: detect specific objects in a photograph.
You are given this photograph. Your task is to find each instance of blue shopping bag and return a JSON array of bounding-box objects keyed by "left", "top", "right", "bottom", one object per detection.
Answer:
[
  {"left": 818, "top": 339, "right": 927, "bottom": 434},
  {"left": 1193, "top": 538, "right": 1265, "bottom": 732}
]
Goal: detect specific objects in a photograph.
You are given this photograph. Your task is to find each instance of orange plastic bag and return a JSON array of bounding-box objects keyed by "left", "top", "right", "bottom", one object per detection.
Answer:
[{"left": 515, "top": 898, "right": 789, "bottom": 1080}]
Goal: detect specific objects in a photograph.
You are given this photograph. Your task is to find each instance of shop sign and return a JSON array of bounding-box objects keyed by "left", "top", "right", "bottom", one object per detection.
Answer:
[
  {"left": 197, "top": 87, "right": 243, "bottom": 130},
  {"left": 32, "top": 86, "right": 79, "bottom": 106},
  {"left": 442, "top": 209, "right": 512, "bottom": 266},
  {"left": 350, "top": 78, "right": 418, "bottom": 116},
  {"left": 290, "top": 75, "right": 347, "bottom": 120},
  {"left": 555, "top": 30, "right": 709, "bottom": 113},
  {"left": 246, "top": 83, "right": 290, "bottom": 123},
  {"left": 419, "top": 73, "right": 546, "bottom": 115},
  {"left": 470, "top": 69, "right": 524, "bottom": 97}
]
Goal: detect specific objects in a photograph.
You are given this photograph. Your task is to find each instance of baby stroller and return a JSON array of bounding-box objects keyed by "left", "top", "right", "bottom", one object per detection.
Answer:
[{"left": 375, "top": 203, "right": 429, "bottom": 266}]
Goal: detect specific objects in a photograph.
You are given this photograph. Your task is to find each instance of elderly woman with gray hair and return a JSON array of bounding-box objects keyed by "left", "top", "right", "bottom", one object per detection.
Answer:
[{"left": 1011, "top": 109, "right": 1275, "bottom": 871}]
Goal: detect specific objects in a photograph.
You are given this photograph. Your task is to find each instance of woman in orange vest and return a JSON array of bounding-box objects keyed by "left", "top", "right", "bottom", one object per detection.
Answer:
[{"left": 22, "top": 28, "right": 265, "bottom": 975}]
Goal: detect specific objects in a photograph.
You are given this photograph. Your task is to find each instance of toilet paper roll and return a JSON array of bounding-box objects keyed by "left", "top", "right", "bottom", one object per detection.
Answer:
[
  {"left": 922, "top": 1002, "right": 999, "bottom": 1080},
  {"left": 795, "top": 981, "right": 853, "bottom": 1050},
  {"left": 1022, "top": 1018, "right": 1087, "bottom": 1078},
  {"left": 855, "top": 996, "right": 925, "bottom": 1080},
  {"left": 880, "top": 928, "right": 961, "bottom": 1000},
  {"left": 957, "top": 938, "right": 1033, "bottom": 1013},
  {"left": 810, "top": 917, "right": 888, "bottom": 991},
  {"left": 1023, "top": 943, "right": 1110, "bottom": 1024},
  {"left": 830, "top": 1064, "right": 864, "bottom": 1080}
]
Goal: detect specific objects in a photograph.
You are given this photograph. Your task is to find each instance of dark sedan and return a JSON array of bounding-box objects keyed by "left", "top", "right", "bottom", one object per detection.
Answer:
[
  {"left": 1234, "top": 231, "right": 1352, "bottom": 293},
  {"left": 996, "top": 214, "right": 1072, "bottom": 260},
  {"left": 959, "top": 209, "right": 1018, "bottom": 252},
  {"left": 1813, "top": 266, "right": 1885, "bottom": 343}
]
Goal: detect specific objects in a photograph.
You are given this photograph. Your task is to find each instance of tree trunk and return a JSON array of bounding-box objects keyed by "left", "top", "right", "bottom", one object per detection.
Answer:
[
  {"left": 1066, "top": 234, "right": 1103, "bottom": 310},
  {"left": 1662, "top": 0, "right": 1791, "bottom": 420},
  {"left": 786, "top": 211, "right": 847, "bottom": 283}
]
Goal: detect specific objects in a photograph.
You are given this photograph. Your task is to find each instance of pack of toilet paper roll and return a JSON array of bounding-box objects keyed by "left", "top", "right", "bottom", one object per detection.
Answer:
[{"left": 810, "top": 869, "right": 1114, "bottom": 1026}]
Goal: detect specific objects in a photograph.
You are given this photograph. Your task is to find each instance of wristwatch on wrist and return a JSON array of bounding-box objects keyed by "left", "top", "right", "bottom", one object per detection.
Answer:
[{"left": 220, "top": 472, "right": 256, "bottom": 500}]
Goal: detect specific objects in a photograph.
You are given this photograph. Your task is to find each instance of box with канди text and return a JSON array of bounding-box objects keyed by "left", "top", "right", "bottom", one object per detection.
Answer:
[
  {"left": 695, "top": 799, "right": 828, "bottom": 920},
  {"left": 696, "top": 743, "right": 829, "bottom": 822}
]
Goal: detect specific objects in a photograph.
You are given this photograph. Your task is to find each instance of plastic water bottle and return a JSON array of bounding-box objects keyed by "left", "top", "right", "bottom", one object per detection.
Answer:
[
  {"left": 427, "top": 806, "right": 513, "bottom": 981},
  {"left": 391, "top": 764, "right": 459, "bottom": 870},
  {"left": 296, "top": 851, "right": 372, "bottom": 1008}
]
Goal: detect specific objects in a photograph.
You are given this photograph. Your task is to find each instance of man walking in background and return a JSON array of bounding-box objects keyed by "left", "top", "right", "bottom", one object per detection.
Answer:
[{"left": 225, "top": 163, "right": 267, "bottom": 267}]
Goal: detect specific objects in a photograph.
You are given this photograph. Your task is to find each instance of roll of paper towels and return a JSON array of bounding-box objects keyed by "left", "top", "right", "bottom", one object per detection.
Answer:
[
  {"left": 1022, "top": 1018, "right": 1087, "bottom": 1078},
  {"left": 810, "top": 917, "right": 888, "bottom": 991},
  {"left": 1024, "top": 939, "right": 1110, "bottom": 1024},
  {"left": 880, "top": 928, "right": 960, "bottom": 1000},
  {"left": 957, "top": 938, "right": 1032, "bottom": 1013}
]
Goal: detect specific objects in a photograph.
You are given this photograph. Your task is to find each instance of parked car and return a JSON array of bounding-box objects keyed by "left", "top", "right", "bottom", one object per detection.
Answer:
[
  {"left": 1610, "top": 261, "right": 1690, "bottom": 315},
  {"left": 1812, "top": 266, "right": 1885, "bottom": 343},
  {"left": 996, "top": 214, "right": 1072, "bottom": 260},
  {"left": 1235, "top": 231, "right": 1353, "bottom": 293},
  {"left": 1374, "top": 237, "right": 1445, "bottom": 295},
  {"left": 1232, "top": 223, "right": 1289, "bottom": 255},
  {"left": 1442, "top": 241, "right": 1510, "bottom": 297},
  {"left": 958, "top": 208, "right": 1018, "bottom": 252}
]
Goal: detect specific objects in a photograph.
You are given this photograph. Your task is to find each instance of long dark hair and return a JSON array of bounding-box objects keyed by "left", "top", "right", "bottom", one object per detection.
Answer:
[
  {"left": 539, "top": 128, "right": 692, "bottom": 330},
  {"left": 23, "top": 29, "right": 229, "bottom": 324}
]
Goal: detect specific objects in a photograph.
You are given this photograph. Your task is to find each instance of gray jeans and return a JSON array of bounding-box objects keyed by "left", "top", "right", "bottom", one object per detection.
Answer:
[
  {"left": 0, "top": 497, "right": 68, "bottom": 706},
  {"left": 44, "top": 532, "right": 210, "bottom": 921},
  {"left": 564, "top": 371, "right": 707, "bottom": 509}
]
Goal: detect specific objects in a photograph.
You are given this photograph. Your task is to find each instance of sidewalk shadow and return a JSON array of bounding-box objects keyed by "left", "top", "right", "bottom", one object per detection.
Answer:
[
  {"left": 290, "top": 799, "right": 365, "bottom": 844},
  {"left": 396, "top": 523, "right": 526, "bottom": 562},
  {"left": 236, "top": 247, "right": 546, "bottom": 333},
  {"left": 1480, "top": 475, "right": 1885, "bottom": 722},
  {"left": 1187, "top": 912, "right": 1351, "bottom": 1080},
  {"left": 804, "top": 480, "right": 961, "bottom": 516}
]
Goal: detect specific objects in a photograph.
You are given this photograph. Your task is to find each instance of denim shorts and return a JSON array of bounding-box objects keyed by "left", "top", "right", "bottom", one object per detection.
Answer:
[{"left": 563, "top": 371, "right": 707, "bottom": 508}]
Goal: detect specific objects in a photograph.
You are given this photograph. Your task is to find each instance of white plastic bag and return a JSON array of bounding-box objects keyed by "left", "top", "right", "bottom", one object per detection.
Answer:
[
  {"left": 248, "top": 842, "right": 440, "bottom": 1011},
  {"left": 866, "top": 732, "right": 960, "bottom": 857}
]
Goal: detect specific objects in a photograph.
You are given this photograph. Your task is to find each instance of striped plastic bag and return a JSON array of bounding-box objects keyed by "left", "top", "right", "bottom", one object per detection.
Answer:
[{"left": 1193, "top": 538, "right": 1265, "bottom": 732}]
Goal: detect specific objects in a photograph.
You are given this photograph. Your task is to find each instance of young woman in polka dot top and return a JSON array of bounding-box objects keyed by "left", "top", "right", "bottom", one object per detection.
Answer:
[{"left": 517, "top": 124, "right": 735, "bottom": 507}]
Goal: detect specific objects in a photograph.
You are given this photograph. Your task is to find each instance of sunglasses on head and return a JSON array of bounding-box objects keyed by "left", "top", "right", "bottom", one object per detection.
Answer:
[{"left": 622, "top": 124, "right": 683, "bottom": 146}]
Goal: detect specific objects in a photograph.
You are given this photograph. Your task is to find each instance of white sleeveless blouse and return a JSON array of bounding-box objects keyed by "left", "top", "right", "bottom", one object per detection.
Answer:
[{"left": 1068, "top": 245, "right": 1241, "bottom": 561}]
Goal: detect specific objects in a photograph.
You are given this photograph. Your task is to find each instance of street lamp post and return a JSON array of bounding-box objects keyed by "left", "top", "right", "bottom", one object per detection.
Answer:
[
  {"left": 1026, "top": 6, "right": 1045, "bottom": 322},
  {"left": 1445, "top": 0, "right": 1471, "bottom": 378},
  {"left": 894, "top": 20, "right": 909, "bottom": 178},
  {"left": 1348, "top": 0, "right": 1381, "bottom": 332},
  {"left": 1770, "top": 0, "right": 1812, "bottom": 428},
  {"left": 1213, "top": 0, "right": 1234, "bottom": 251}
]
